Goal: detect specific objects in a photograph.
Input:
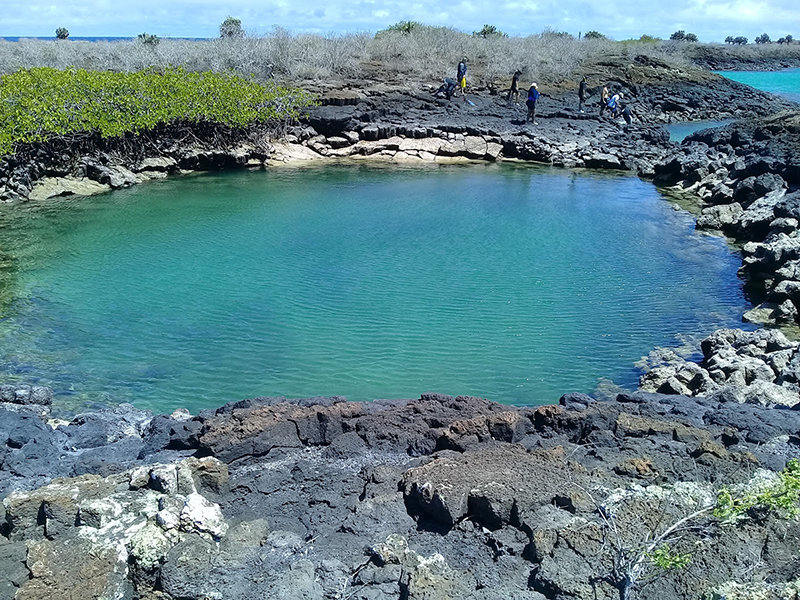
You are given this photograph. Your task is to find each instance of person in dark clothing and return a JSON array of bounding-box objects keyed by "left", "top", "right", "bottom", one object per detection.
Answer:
[
  {"left": 507, "top": 70, "right": 523, "bottom": 105},
  {"left": 578, "top": 76, "right": 587, "bottom": 112},
  {"left": 618, "top": 100, "right": 633, "bottom": 124},
  {"left": 526, "top": 83, "right": 540, "bottom": 124},
  {"left": 457, "top": 58, "right": 467, "bottom": 96},
  {"left": 436, "top": 77, "right": 458, "bottom": 100}
]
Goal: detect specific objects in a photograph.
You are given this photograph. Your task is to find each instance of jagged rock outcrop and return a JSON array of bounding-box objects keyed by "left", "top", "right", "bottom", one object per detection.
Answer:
[{"left": 2, "top": 392, "right": 800, "bottom": 600}]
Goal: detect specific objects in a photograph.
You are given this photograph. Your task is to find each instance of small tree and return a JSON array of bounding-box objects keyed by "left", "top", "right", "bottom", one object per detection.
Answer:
[
  {"left": 137, "top": 32, "right": 160, "bottom": 46},
  {"left": 584, "top": 30, "right": 606, "bottom": 39},
  {"left": 670, "top": 30, "right": 686, "bottom": 40},
  {"left": 786, "top": 34, "right": 794, "bottom": 44},
  {"left": 55, "top": 27, "right": 69, "bottom": 40},
  {"left": 725, "top": 35, "right": 734, "bottom": 44},
  {"left": 755, "top": 32, "right": 771, "bottom": 44},
  {"left": 380, "top": 20, "right": 420, "bottom": 35},
  {"left": 219, "top": 16, "right": 244, "bottom": 38},
  {"left": 473, "top": 24, "right": 507, "bottom": 38},
  {"left": 734, "top": 35, "right": 748, "bottom": 45},
  {"left": 685, "top": 32, "right": 698, "bottom": 42}
]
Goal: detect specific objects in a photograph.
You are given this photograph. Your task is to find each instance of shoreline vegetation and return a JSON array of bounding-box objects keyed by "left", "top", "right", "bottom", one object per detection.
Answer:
[
  {"left": 0, "top": 67, "right": 311, "bottom": 157},
  {"left": 2, "top": 28, "right": 800, "bottom": 86}
]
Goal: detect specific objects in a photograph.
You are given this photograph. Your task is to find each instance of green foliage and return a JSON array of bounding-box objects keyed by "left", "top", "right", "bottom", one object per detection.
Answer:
[
  {"left": 670, "top": 30, "right": 698, "bottom": 42},
  {"left": 583, "top": 31, "right": 606, "bottom": 39},
  {"left": 473, "top": 24, "right": 507, "bottom": 38},
  {"left": 647, "top": 544, "right": 692, "bottom": 570},
  {"left": 638, "top": 35, "right": 661, "bottom": 43},
  {"left": 715, "top": 459, "right": 800, "bottom": 521},
  {"left": 724, "top": 35, "right": 748, "bottom": 44},
  {"left": 755, "top": 33, "right": 771, "bottom": 44},
  {"left": 220, "top": 16, "right": 244, "bottom": 39},
  {"left": 55, "top": 28, "right": 69, "bottom": 40},
  {"left": 137, "top": 33, "right": 160, "bottom": 47},
  {"left": 0, "top": 67, "right": 313, "bottom": 156},
  {"left": 379, "top": 21, "right": 423, "bottom": 35}
]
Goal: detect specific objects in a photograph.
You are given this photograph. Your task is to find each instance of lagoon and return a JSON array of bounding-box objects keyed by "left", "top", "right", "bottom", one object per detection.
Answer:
[
  {"left": 0, "top": 163, "right": 751, "bottom": 413},
  {"left": 716, "top": 68, "right": 800, "bottom": 103}
]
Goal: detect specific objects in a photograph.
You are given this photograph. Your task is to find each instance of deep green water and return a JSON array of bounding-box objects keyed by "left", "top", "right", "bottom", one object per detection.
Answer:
[
  {"left": 0, "top": 164, "right": 751, "bottom": 413},
  {"left": 716, "top": 68, "right": 800, "bottom": 103}
]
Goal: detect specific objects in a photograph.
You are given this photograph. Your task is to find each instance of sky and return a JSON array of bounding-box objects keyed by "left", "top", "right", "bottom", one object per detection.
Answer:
[{"left": 2, "top": 0, "right": 797, "bottom": 43}]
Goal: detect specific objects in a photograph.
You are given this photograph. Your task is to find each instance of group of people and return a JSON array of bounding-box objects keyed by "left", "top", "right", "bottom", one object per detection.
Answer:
[
  {"left": 597, "top": 83, "right": 632, "bottom": 123},
  {"left": 436, "top": 60, "right": 632, "bottom": 126}
]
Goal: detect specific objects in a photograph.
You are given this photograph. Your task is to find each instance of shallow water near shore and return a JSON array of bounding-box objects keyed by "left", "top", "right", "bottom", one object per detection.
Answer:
[
  {"left": 715, "top": 68, "right": 800, "bottom": 103},
  {"left": 665, "top": 119, "right": 736, "bottom": 142},
  {"left": 0, "top": 163, "right": 751, "bottom": 413}
]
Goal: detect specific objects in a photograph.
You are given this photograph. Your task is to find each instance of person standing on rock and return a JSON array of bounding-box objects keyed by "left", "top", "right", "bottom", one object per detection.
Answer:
[
  {"left": 508, "top": 70, "right": 523, "bottom": 105},
  {"left": 526, "top": 83, "right": 540, "bottom": 124},
  {"left": 578, "top": 76, "right": 587, "bottom": 112},
  {"left": 457, "top": 58, "right": 467, "bottom": 96},
  {"left": 599, "top": 84, "right": 609, "bottom": 115}
]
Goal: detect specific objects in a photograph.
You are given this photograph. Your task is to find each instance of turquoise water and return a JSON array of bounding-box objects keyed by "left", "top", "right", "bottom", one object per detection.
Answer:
[
  {"left": 0, "top": 164, "right": 750, "bottom": 413},
  {"left": 715, "top": 68, "right": 800, "bottom": 102},
  {"left": 665, "top": 119, "right": 735, "bottom": 142}
]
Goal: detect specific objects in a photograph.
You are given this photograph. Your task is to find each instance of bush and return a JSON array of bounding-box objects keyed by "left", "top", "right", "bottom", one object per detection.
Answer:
[
  {"left": 583, "top": 31, "right": 606, "bottom": 39},
  {"left": 378, "top": 21, "right": 422, "bottom": 35},
  {"left": 0, "top": 67, "right": 312, "bottom": 156},
  {"left": 137, "top": 33, "right": 160, "bottom": 47},
  {"left": 473, "top": 24, "right": 507, "bottom": 38},
  {"left": 55, "top": 28, "right": 69, "bottom": 40},
  {"left": 734, "top": 36, "right": 748, "bottom": 45},
  {"left": 220, "top": 16, "right": 244, "bottom": 39},
  {"left": 755, "top": 33, "right": 771, "bottom": 44},
  {"left": 670, "top": 30, "right": 698, "bottom": 42}
]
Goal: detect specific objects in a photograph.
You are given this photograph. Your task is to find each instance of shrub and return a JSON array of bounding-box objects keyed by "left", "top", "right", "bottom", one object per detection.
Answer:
[
  {"left": 734, "top": 35, "right": 748, "bottom": 45},
  {"left": 55, "top": 28, "right": 69, "bottom": 40},
  {"left": 685, "top": 33, "right": 698, "bottom": 42},
  {"left": 584, "top": 31, "right": 606, "bottom": 39},
  {"left": 725, "top": 36, "right": 734, "bottom": 44},
  {"left": 220, "top": 16, "right": 244, "bottom": 39},
  {"left": 0, "top": 67, "right": 313, "bottom": 156},
  {"left": 638, "top": 35, "right": 660, "bottom": 43},
  {"left": 473, "top": 24, "right": 507, "bottom": 38},
  {"left": 755, "top": 33, "right": 771, "bottom": 44},
  {"left": 378, "top": 21, "right": 422, "bottom": 36},
  {"left": 670, "top": 30, "right": 687, "bottom": 40},
  {"left": 137, "top": 33, "right": 160, "bottom": 47}
]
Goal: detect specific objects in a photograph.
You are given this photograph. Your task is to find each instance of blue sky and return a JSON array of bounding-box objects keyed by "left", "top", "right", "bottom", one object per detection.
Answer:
[{"left": 2, "top": 0, "right": 796, "bottom": 42}]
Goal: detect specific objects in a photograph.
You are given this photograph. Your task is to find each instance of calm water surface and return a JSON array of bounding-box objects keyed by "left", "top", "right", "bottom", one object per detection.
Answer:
[
  {"left": 0, "top": 164, "right": 750, "bottom": 413},
  {"left": 665, "top": 119, "right": 736, "bottom": 142},
  {"left": 716, "top": 68, "right": 800, "bottom": 102}
]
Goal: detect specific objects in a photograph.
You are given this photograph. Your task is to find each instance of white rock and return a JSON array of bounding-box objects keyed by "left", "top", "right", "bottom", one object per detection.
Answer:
[{"left": 180, "top": 493, "right": 228, "bottom": 539}]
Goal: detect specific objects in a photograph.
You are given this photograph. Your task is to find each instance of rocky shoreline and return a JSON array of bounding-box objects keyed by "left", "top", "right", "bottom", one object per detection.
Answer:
[{"left": 1, "top": 61, "right": 800, "bottom": 600}]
